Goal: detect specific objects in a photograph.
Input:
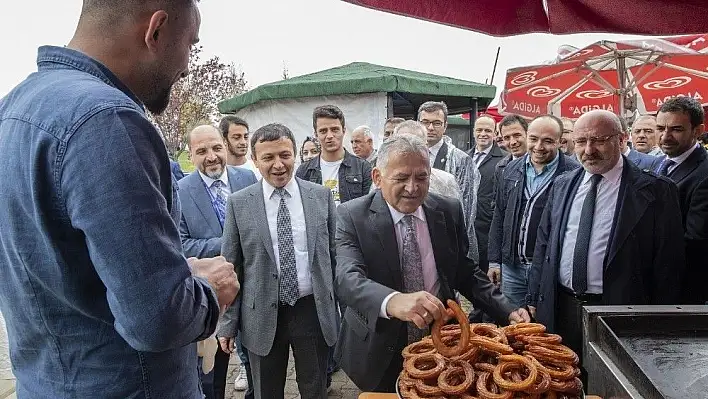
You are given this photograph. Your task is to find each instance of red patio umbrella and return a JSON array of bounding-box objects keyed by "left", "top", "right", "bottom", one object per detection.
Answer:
[
  {"left": 499, "top": 35, "right": 708, "bottom": 119},
  {"left": 342, "top": 0, "right": 708, "bottom": 37}
]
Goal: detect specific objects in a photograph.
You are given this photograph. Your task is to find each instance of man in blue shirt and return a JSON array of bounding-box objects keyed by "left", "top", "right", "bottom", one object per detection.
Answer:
[
  {"left": 0, "top": 1, "right": 240, "bottom": 398},
  {"left": 488, "top": 115, "right": 579, "bottom": 308}
]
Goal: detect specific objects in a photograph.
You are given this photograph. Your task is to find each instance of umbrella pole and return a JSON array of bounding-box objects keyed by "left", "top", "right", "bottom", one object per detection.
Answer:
[{"left": 618, "top": 56, "right": 627, "bottom": 121}]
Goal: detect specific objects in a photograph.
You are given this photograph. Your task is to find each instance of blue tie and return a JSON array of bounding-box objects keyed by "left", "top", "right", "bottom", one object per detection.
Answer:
[{"left": 211, "top": 180, "right": 227, "bottom": 227}]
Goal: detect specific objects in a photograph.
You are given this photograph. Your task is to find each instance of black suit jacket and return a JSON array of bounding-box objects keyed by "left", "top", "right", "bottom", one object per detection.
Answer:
[
  {"left": 528, "top": 158, "right": 685, "bottom": 332},
  {"left": 333, "top": 191, "right": 515, "bottom": 390},
  {"left": 469, "top": 144, "right": 508, "bottom": 271},
  {"left": 663, "top": 146, "right": 708, "bottom": 304}
]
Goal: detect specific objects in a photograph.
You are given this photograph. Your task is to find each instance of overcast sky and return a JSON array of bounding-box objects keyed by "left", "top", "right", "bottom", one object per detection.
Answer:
[{"left": 1, "top": 0, "right": 646, "bottom": 102}]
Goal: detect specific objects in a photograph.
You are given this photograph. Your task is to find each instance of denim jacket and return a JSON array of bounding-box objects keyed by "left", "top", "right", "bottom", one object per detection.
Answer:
[
  {"left": 0, "top": 46, "right": 218, "bottom": 398},
  {"left": 295, "top": 150, "right": 372, "bottom": 203}
]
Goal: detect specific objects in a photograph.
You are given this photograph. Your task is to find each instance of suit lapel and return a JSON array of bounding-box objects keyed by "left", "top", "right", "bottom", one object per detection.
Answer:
[
  {"left": 433, "top": 142, "right": 449, "bottom": 170},
  {"left": 368, "top": 192, "right": 402, "bottom": 290},
  {"left": 669, "top": 146, "right": 706, "bottom": 184},
  {"left": 555, "top": 168, "right": 584, "bottom": 255},
  {"left": 249, "top": 183, "right": 277, "bottom": 265},
  {"left": 227, "top": 167, "right": 242, "bottom": 193},
  {"left": 478, "top": 143, "right": 503, "bottom": 168},
  {"left": 187, "top": 173, "right": 223, "bottom": 235},
  {"left": 605, "top": 161, "right": 653, "bottom": 268},
  {"left": 423, "top": 196, "right": 455, "bottom": 301},
  {"left": 298, "top": 180, "right": 318, "bottom": 268}
]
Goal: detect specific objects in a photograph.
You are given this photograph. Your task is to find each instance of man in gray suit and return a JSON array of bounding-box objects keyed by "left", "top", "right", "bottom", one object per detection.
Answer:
[
  {"left": 334, "top": 133, "right": 530, "bottom": 392},
  {"left": 218, "top": 123, "right": 338, "bottom": 399},
  {"left": 178, "top": 125, "right": 257, "bottom": 399}
]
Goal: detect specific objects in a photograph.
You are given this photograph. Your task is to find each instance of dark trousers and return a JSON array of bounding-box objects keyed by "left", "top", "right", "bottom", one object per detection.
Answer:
[
  {"left": 249, "top": 295, "right": 330, "bottom": 399},
  {"left": 556, "top": 286, "right": 603, "bottom": 389},
  {"left": 372, "top": 323, "right": 408, "bottom": 393}
]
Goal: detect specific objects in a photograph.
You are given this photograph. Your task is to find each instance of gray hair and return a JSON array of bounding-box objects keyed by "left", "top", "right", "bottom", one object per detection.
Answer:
[
  {"left": 376, "top": 133, "right": 430, "bottom": 171},
  {"left": 418, "top": 101, "right": 449, "bottom": 122},
  {"left": 392, "top": 120, "right": 427, "bottom": 140},
  {"left": 352, "top": 125, "right": 374, "bottom": 140}
]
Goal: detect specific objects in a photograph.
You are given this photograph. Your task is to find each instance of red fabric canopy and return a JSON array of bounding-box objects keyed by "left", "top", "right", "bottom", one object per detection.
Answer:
[{"left": 343, "top": 0, "right": 708, "bottom": 37}]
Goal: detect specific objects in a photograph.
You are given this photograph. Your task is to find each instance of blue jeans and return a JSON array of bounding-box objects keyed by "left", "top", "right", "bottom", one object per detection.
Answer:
[{"left": 501, "top": 262, "right": 531, "bottom": 308}]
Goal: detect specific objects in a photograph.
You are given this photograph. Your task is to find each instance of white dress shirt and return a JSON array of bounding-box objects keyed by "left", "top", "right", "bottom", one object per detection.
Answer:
[
  {"left": 473, "top": 144, "right": 492, "bottom": 167},
  {"left": 559, "top": 157, "right": 623, "bottom": 294},
  {"left": 262, "top": 178, "right": 312, "bottom": 297},
  {"left": 379, "top": 204, "right": 439, "bottom": 318},
  {"left": 666, "top": 142, "right": 700, "bottom": 174},
  {"left": 199, "top": 170, "right": 231, "bottom": 198},
  {"left": 429, "top": 139, "right": 445, "bottom": 167}
]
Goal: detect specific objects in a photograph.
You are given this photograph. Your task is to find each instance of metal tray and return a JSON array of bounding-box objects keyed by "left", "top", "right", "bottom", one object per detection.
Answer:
[{"left": 583, "top": 305, "right": 708, "bottom": 399}]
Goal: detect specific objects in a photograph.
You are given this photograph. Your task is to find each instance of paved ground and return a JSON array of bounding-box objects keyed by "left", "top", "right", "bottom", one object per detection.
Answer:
[
  {"left": 224, "top": 354, "right": 361, "bottom": 399},
  {"left": 224, "top": 299, "right": 473, "bottom": 399}
]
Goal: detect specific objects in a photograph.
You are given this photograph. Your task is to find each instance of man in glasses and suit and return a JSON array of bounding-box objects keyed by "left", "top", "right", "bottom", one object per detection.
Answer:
[{"left": 528, "top": 110, "right": 684, "bottom": 376}]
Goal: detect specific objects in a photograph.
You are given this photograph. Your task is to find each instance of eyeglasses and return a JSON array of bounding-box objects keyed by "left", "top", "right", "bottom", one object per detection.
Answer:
[
  {"left": 573, "top": 134, "right": 619, "bottom": 146},
  {"left": 420, "top": 120, "right": 445, "bottom": 128}
]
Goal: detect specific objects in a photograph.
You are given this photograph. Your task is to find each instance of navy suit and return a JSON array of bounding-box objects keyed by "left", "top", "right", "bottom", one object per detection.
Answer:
[
  {"left": 177, "top": 166, "right": 257, "bottom": 399},
  {"left": 178, "top": 166, "right": 257, "bottom": 258},
  {"left": 626, "top": 148, "right": 661, "bottom": 171},
  {"left": 528, "top": 158, "right": 684, "bottom": 332},
  {"left": 171, "top": 159, "right": 186, "bottom": 181}
]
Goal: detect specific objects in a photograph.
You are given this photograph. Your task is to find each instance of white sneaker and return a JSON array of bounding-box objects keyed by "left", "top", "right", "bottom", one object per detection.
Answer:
[{"left": 234, "top": 367, "right": 248, "bottom": 391}]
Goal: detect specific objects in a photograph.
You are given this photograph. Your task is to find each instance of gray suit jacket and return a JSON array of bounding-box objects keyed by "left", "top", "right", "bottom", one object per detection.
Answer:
[
  {"left": 177, "top": 166, "right": 257, "bottom": 258},
  {"left": 334, "top": 191, "right": 516, "bottom": 390},
  {"left": 217, "top": 177, "right": 339, "bottom": 356}
]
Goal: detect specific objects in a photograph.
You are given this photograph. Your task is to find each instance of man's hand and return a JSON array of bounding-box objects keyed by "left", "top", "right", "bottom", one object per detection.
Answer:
[
  {"left": 528, "top": 306, "right": 536, "bottom": 319},
  {"left": 508, "top": 308, "right": 531, "bottom": 324},
  {"left": 189, "top": 256, "right": 239, "bottom": 313},
  {"left": 218, "top": 336, "right": 235, "bottom": 354},
  {"left": 487, "top": 267, "right": 501, "bottom": 288},
  {"left": 386, "top": 291, "right": 446, "bottom": 328}
]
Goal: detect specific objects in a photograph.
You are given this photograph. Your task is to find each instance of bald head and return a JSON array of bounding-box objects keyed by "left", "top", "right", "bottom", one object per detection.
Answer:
[
  {"left": 188, "top": 125, "right": 227, "bottom": 179},
  {"left": 575, "top": 110, "right": 623, "bottom": 136},
  {"left": 70, "top": 0, "right": 201, "bottom": 115},
  {"left": 474, "top": 116, "right": 496, "bottom": 151},
  {"left": 393, "top": 120, "right": 428, "bottom": 141},
  {"left": 573, "top": 110, "right": 624, "bottom": 174}
]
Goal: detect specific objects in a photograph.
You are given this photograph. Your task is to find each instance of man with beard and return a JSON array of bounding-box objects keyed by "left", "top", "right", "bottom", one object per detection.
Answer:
[
  {"left": 0, "top": 1, "right": 240, "bottom": 398},
  {"left": 618, "top": 118, "right": 661, "bottom": 171},
  {"left": 528, "top": 110, "right": 683, "bottom": 381},
  {"left": 488, "top": 115, "right": 579, "bottom": 307},
  {"left": 656, "top": 97, "right": 708, "bottom": 304},
  {"left": 220, "top": 115, "right": 262, "bottom": 180},
  {"left": 632, "top": 114, "right": 664, "bottom": 156},
  {"left": 178, "top": 125, "right": 257, "bottom": 399}
]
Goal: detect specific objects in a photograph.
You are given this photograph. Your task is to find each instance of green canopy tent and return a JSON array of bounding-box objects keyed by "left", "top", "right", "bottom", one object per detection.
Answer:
[{"left": 218, "top": 62, "right": 496, "bottom": 151}]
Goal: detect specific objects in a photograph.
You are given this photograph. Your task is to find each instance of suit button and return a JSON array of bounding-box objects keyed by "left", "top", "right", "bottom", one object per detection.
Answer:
[
  {"left": 271, "top": 302, "right": 277, "bottom": 308},
  {"left": 387, "top": 346, "right": 394, "bottom": 352},
  {"left": 273, "top": 273, "right": 278, "bottom": 279}
]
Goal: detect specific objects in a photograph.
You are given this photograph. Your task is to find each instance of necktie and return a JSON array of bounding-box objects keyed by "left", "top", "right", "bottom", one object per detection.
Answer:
[
  {"left": 658, "top": 159, "right": 676, "bottom": 176},
  {"left": 474, "top": 151, "right": 486, "bottom": 167},
  {"left": 211, "top": 180, "right": 227, "bottom": 227},
  {"left": 274, "top": 188, "right": 300, "bottom": 306},
  {"left": 572, "top": 174, "right": 602, "bottom": 294},
  {"left": 401, "top": 215, "right": 425, "bottom": 343}
]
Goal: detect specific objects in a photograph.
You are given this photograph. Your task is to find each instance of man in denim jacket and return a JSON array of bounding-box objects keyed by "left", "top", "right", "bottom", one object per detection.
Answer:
[{"left": 0, "top": 1, "right": 239, "bottom": 398}]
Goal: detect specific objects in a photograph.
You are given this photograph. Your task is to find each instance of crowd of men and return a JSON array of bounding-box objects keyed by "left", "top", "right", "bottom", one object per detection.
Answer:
[{"left": 0, "top": 1, "right": 707, "bottom": 399}]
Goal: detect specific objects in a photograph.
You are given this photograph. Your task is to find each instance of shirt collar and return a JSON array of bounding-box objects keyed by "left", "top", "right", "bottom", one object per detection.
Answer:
[
  {"left": 623, "top": 147, "right": 631, "bottom": 156},
  {"left": 582, "top": 155, "right": 624, "bottom": 185},
  {"left": 429, "top": 139, "right": 445, "bottom": 154},
  {"left": 668, "top": 142, "right": 700, "bottom": 165},
  {"left": 37, "top": 46, "right": 144, "bottom": 111},
  {"left": 262, "top": 176, "right": 299, "bottom": 199},
  {"left": 475, "top": 143, "right": 492, "bottom": 155},
  {"left": 387, "top": 203, "right": 426, "bottom": 225},
  {"left": 524, "top": 151, "right": 560, "bottom": 175},
  {"left": 199, "top": 169, "right": 229, "bottom": 188}
]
